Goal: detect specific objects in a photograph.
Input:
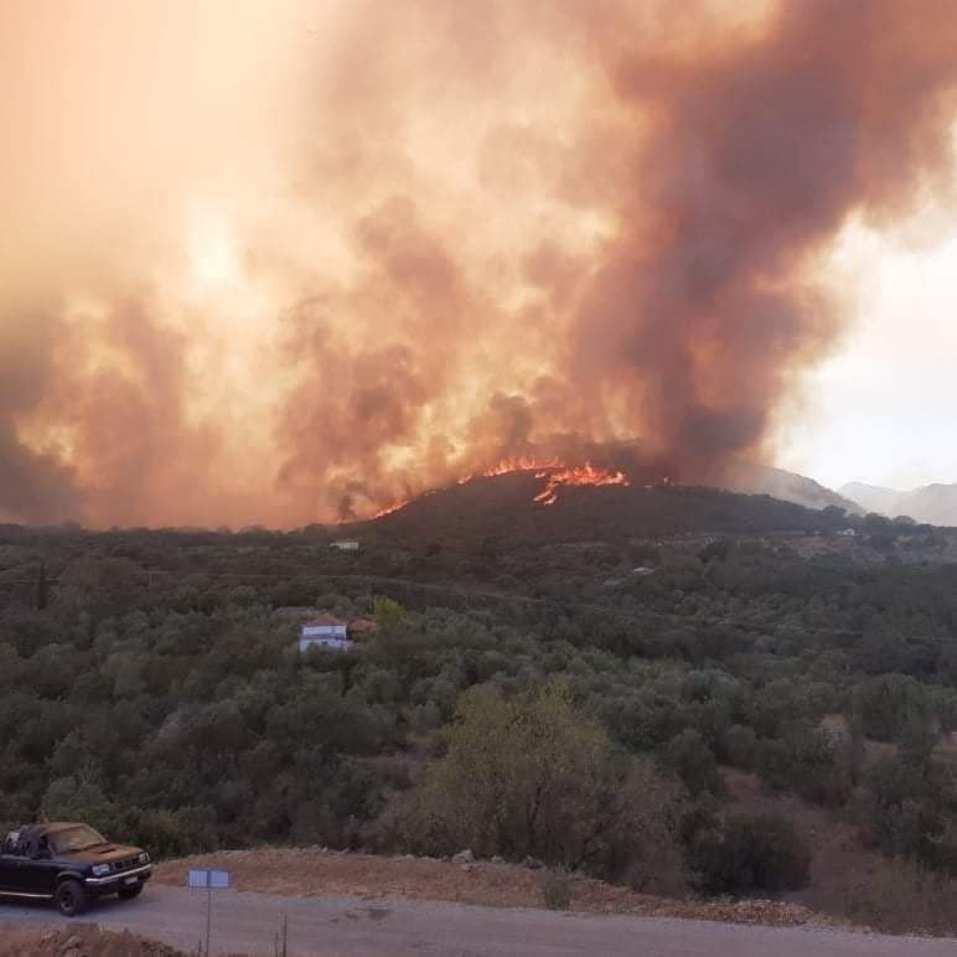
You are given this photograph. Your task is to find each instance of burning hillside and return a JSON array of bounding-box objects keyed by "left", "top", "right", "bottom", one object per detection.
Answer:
[
  {"left": 374, "top": 458, "right": 632, "bottom": 518},
  {"left": 533, "top": 465, "right": 630, "bottom": 507},
  {"left": 356, "top": 464, "right": 851, "bottom": 548},
  {"left": 3, "top": 1, "right": 957, "bottom": 528},
  {"left": 468, "top": 457, "right": 634, "bottom": 508}
]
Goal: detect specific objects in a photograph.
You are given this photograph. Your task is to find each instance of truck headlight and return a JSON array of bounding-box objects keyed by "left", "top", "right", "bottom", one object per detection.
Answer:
[
  {"left": 138, "top": 852, "right": 150, "bottom": 864},
  {"left": 91, "top": 864, "right": 111, "bottom": 877}
]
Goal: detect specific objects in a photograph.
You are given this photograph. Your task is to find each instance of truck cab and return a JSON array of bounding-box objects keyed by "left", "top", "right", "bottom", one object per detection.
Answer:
[{"left": 0, "top": 822, "right": 151, "bottom": 916}]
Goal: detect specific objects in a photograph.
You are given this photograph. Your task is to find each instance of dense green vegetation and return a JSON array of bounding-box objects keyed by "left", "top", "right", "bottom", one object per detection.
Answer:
[{"left": 1, "top": 481, "right": 957, "bottom": 908}]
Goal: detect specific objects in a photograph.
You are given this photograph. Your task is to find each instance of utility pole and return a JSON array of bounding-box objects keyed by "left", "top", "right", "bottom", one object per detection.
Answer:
[
  {"left": 273, "top": 912, "right": 289, "bottom": 957},
  {"left": 205, "top": 881, "right": 212, "bottom": 957},
  {"left": 187, "top": 869, "right": 230, "bottom": 957}
]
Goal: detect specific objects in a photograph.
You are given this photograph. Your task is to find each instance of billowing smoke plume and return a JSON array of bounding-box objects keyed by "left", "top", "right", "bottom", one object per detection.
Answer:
[{"left": 2, "top": 0, "right": 956, "bottom": 526}]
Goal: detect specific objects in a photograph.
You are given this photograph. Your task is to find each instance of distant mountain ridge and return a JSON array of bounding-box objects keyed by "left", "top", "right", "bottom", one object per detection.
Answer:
[
  {"left": 840, "top": 481, "right": 957, "bottom": 527},
  {"left": 722, "top": 463, "right": 864, "bottom": 515},
  {"left": 840, "top": 482, "right": 904, "bottom": 516}
]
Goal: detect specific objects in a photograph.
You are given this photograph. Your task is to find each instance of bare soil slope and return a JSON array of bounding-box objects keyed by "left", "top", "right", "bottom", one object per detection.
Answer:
[
  {"left": 155, "top": 848, "right": 819, "bottom": 928},
  {"left": 0, "top": 925, "right": 193, "bottom": 957}
]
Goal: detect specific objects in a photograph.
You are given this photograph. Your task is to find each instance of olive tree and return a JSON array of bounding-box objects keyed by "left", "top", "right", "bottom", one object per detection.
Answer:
[{"left": 399, "top": 681, "right": 686, "bottom": 891}]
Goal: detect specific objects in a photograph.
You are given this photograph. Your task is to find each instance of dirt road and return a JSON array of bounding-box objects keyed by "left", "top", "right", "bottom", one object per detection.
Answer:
[{"left": 2, "top": 884, "right": 954, "bottom": 956}]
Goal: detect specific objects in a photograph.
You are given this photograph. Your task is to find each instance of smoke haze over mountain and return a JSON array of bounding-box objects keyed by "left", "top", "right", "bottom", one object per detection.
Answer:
[
  {"left": 842, "top": 480, "right": 957, "bottom": 527},
  {"left": 2, "top": 0, "right": 957, "bottom": 527}
]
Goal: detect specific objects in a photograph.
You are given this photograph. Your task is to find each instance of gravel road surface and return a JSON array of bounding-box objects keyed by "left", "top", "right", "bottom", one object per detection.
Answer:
[{"left": 2, "top": 884, "right": 955, "bottom": 956}]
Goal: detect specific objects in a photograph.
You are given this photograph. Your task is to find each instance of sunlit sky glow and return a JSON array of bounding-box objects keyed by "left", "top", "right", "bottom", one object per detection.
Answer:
[{"left": 778, "top": 207, "right": 957, "bottom": 492}]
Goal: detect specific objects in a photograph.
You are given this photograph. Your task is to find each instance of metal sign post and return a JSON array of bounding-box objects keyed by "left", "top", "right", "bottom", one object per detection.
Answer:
[{"left": 187, "top": 869, "right": 231, "bottom": 956}]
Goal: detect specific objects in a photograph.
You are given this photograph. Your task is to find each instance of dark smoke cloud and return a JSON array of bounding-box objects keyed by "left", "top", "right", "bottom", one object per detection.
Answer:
[
  {"left": 572, "top": 0, "right": 957, "bottom": 481},
  {"left": 41, "top": 299, "right": 224, "bottom": 528},
  {"left": 2, "top": 0, "right": 957, "bottom": 526},
  {"left": 0, "top": 313, "right": 80, "bottom": 523}
]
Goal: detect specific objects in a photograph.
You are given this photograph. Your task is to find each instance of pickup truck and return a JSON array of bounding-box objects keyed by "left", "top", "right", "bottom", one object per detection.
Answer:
[{"left": 0, "top": 821, "right": 151, "bottom": 916}]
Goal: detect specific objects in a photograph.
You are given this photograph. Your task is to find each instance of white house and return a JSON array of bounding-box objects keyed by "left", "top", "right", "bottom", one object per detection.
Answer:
[
  {"left": 299, "top": 615, "right": 354, "bottom": 653},
  {"left": 331, "top": 540, "right": 360, "bottom": 551}
]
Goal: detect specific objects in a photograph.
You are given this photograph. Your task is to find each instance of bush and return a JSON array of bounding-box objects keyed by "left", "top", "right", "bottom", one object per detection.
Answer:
[
  {"left": 812, "top": 855, "right": 957, "bottom": 936},
  {"left": 660, "top": 729, "right": 722, "bottom": 797},
  {"left": 41, "top": 776, "right": 117, "bottom": 836},
  {"left": 755, "top": 725, "right": 851, "bottom": 806},
  {"left": 690, "top": 813, "right": 811, "bottom": 894},
  {"left": 397, "top": 682, "right": 613, "bottom": 864},
  {"left": 721, "top": 724, "right": 757, "bottom": 770},
  {"left": 128, "top": 805, "right": 219, "bottom": 858},
  {"left": 540, "top": 868, "right": 573, "bottom": 910},
  {"left": 397, "top": 681, "right": 687, "bottom": 891},
  {"left": 853, "top": 675, "right": 928, "bottom": 743}
]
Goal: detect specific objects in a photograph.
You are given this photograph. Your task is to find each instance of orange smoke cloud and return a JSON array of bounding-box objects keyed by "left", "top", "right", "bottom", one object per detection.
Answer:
[{"left": 1, "top": 1, "right": 956, "bottom": 527}]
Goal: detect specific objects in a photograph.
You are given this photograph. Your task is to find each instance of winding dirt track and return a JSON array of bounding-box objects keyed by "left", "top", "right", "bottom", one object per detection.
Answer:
[{"left": 2, "top": 884, "right": 956, "bottom": 956}]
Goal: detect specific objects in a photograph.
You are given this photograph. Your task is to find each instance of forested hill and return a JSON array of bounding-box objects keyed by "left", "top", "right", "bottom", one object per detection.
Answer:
[
  {"left": 352, "top": 473, "right": 853, "bottom": 544},
  {"left": 3, "top": 481, "right": 957, "bottom": 934}
]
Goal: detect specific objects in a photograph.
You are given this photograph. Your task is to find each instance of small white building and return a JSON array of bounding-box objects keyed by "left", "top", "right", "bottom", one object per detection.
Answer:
[
  {"left": 331, "top": 540, "right": 360, "bottom": 551},
  {"left": 299, "top": 615, "right": 354, "bottom": 653}
]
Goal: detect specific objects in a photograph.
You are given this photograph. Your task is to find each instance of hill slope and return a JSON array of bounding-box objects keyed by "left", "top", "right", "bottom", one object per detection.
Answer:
[
  {"left": 721, "top": 463, "right": 863, "bottom": 514},
  {"left": 357, "top": 471, "right": 850, "bottom": 545}
]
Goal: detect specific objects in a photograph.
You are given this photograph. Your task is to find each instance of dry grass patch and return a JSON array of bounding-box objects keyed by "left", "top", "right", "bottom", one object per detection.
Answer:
[
  {"left": 807, "top": 848, "right": 957, "bottom": 937},
  {"left": 723, "top": 766, "right": 957, "bottom": 938}
]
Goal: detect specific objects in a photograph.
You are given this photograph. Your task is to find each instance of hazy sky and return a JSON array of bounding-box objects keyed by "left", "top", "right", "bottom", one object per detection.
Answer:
[
  {"left": 778, "top": 211, "right": 957, "bottom": 491},
  {"left": 2, "top": 0, "right": 956, "bottom": 528}
]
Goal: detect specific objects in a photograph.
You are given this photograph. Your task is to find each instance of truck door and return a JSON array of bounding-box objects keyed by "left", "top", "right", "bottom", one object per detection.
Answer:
[
  {"left": 24, "top": 835, "right": 60, "bottom": 895},
  {"left": 0, "top": 831, "right": 56, "bottom": 897},
  {"left": 0, "top": 843, "right": 17, "bottom": 892},
  {"left": 0, "top": 832, "right": 30, "bottom": 894}
]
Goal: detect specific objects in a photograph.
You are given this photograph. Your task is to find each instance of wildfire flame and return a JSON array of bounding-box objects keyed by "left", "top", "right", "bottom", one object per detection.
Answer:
[
  {"left": 456, "top": 456, "right": 562, "bottom": 486},
  {"left": 370, "top": 501, "right": 407, "bottom": 520},
  {"left": 369, "top": 458, "right": 630, "bottom": 520},
  {"left": 532, "top": 463, "right": 630, "bottom": 507},
  {"left": 481, "top": 456, "right": 562, "bottom": 478}
]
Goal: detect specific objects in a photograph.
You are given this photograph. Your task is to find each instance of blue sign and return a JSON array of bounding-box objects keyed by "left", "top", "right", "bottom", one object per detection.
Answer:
[{"left": 188, "top": 869, "right": 231, "bottom": 889}]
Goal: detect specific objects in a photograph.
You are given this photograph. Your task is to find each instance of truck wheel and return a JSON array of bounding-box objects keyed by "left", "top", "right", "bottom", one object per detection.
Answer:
[
  {"left": 118, "top": 883, "right": 143, "bottom": 900},
  {"left": 55, "top": 879, "right": 88, "bottom": 917}
]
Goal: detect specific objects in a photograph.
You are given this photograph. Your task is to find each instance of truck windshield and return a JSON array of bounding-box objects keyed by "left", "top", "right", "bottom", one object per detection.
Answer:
[{"left": 49, "top": 825, "right": 108, "bottom": 854}]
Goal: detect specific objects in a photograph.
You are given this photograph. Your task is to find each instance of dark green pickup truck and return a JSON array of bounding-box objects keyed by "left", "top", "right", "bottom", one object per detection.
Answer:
[{"left": 0, "top": 822, "right": 151, "bottom": 916}]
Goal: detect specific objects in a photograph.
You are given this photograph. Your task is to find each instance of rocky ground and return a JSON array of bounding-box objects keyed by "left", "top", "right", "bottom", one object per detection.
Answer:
[
  {"left": 0, "top": 924, "right": 270, "bottom": 957},
  {"left": 0, "top": 925, "right": 198, "bottom": 957},
  {"left": 154, "top": 847, "right": 823, "bottom": 929}
]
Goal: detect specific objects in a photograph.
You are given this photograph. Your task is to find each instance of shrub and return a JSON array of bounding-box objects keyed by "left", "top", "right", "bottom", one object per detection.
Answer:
[
  {"left": 813, "top": 855, "right": 957, "bottom": 936},
  {"left": 721, "top": 724, "right": 757, "bottom": 770},
  {"left": 398, "top": 682, "right": 615, "bottom": 864},
  {"left": 127, "top": 806, "right": 218, "bottom": 858},
  {"left": 690, "top": 813, "right": 811, "bottom": 894},
  {"left": 397, "top": 681, "right": 687, "bottom": 892},
  {"left": 660, "top": 729, "right": 722, "bottom": 797},
  {"left": 540, "top": 868, "right": 573, "bottom": 910},
  {"left": 755, "top": 725, "right": 851, "bottom": 806},
  {"left": 41, "top": 776, "right": 117, "bottom": 836},
  {"left": 853, "top": 675, "right": 928, "bottom": 743}
]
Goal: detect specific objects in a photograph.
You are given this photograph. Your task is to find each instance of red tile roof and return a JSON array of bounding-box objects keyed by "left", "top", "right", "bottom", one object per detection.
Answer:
[
  {"left": 303, "top": 614, "right": 346, "bottom": 627},
  {"left": 348, "top": 617, "right": 377, "bottom": 633}
]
